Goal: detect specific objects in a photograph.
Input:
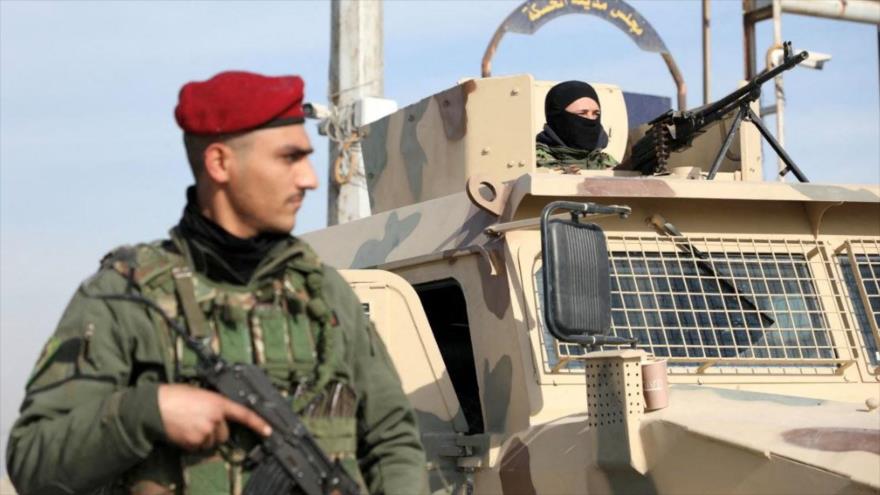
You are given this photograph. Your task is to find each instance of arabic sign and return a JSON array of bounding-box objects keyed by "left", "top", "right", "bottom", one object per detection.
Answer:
[{"left": 502, "top": 0, "right": 669, "bottom": 54}]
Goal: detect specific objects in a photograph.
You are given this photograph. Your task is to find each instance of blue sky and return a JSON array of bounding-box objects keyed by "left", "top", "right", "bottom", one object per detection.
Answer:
[{"left": 1, "top": 0, "right": 878, "bottom": 474}]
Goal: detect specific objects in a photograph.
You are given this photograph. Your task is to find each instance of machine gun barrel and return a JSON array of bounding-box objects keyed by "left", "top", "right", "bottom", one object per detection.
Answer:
[
  {"left": 696, "top": 46, "right": 808, "bottom": 121},
  {"left": 628, "top": 42, "right": 809, "bottom": 176}
]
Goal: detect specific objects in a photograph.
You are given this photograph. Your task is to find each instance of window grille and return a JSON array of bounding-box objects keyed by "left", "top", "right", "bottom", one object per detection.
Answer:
[
  {"left": 839, "top": 240, "right": 880, "bottom": 367},
  {"left": 534, "top": 236, "right": 860, "bottom": 374}
]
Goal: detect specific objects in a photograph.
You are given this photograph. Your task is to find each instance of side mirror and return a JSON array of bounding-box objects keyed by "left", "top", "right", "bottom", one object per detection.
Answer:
[{"left": 540, "top": 201, "right": 635, "bottom": 347}]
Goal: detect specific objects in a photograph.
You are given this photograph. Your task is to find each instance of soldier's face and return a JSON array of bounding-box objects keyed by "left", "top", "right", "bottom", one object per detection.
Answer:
[
  {"left": 565, "top": 97, "right": 601, "bottom": 120},
  {"left": 225, "top": 125, "right": 318, "bottom": 234}
]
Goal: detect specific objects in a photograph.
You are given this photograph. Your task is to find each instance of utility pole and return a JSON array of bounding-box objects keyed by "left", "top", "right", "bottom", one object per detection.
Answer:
[
  {"left": 328, "top": 0, "right": 383, "bottom": 225},
  {"left": 702, "top": 0, "right": 711, "bottom": 105},
  {"left": 771, "top": 0, "right": 786, "bottom": 181}
]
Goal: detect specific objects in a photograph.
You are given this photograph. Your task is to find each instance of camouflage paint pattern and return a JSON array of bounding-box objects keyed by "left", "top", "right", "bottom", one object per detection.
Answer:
[
  {"left": 305, "top": 174, "right": 880, "bottom": 269},
  {"left": 302, "top": 75, "right": 880, "bottom": 494},
  {"left": 399, "top": 98, "right": 431, "bottom": 201},
  {"left": 304, "top": 191, "right": 498, "bottom": 270}
]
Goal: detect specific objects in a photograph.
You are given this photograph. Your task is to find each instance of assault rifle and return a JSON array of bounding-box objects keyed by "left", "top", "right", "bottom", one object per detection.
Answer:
[
  {"left": 628, "top": 41, "right": 810, "bottom": 182},
  {"left": 91, "top": 269, "right": 361, "bottom": 495}
]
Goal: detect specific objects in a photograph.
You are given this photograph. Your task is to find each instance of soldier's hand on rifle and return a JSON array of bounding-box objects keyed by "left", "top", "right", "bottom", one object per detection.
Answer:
[{"left": 158, "top": 384, "right": 272, "bottom": 451}]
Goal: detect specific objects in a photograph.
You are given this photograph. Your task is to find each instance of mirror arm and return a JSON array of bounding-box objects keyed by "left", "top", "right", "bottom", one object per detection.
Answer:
[
  {"left": 573, "top": 335, "right": 639, "bottom": 349},
  {"left": 543, "top": 201, "right": 632, "bottom": 222}
]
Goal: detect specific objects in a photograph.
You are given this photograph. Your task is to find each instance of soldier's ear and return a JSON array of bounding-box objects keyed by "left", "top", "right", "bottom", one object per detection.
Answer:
[{"left": 203, "top": 142, "right": 234, "bottom": 184}]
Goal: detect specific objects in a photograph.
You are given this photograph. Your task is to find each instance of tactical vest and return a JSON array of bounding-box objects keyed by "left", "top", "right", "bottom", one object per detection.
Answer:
[
  {"left": 535, "top": 142, "right": 618, "bottom": 171},
  {"left": 105, "top": 238, "right": 365, "bottom": 495}
]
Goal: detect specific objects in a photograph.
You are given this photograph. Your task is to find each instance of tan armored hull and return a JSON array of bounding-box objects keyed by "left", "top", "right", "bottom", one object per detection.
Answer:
[{"left": 306, "top": 75, "right": 880, "bottom": 494}]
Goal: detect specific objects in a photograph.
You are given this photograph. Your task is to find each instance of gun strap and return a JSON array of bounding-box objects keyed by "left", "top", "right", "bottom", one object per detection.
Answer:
[{"left": 172, "top": 267, "right": 209, "bottom": 338}]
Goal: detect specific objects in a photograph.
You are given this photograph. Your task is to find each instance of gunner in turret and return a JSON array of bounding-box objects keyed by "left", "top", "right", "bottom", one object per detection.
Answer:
[{"left": 535, "top": 80, "right": 618, "bottom": 170}]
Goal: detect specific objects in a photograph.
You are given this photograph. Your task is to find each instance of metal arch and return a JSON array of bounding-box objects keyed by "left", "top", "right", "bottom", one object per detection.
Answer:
[{"left": 481, "top": 0, "right": 687, "bottom": 110}]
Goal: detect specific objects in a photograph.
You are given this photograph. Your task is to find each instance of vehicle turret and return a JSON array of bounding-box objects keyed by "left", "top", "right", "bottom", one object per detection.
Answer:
[{"left": 361, "top": 74, "right": 764, "bottom": 214}]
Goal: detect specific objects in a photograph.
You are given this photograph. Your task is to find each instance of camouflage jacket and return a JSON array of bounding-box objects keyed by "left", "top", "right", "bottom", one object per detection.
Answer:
[
  {"left": 535, "top": 142, "right": 618, "bottom": 171},
  {"left": 6, "top": 230, "right": 427, "bottom": 495}
]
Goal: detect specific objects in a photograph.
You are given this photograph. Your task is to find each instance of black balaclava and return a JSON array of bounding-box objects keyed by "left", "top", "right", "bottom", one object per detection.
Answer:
[
  {"left": 177, "top": 186, "right": 288, "bottom": 284},
  {"left": 545, "top": 81, "right": 603, "bottom": 151}
]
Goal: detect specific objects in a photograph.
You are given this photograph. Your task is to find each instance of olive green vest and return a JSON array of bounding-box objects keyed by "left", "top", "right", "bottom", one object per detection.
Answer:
[{"left": 104, "top": 237, "right": 364, "bottom": 494}]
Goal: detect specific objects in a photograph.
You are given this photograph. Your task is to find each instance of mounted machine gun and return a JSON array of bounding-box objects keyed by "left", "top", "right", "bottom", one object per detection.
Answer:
[{"left": 628, "top": 41, "right": 810, "bottom": 182}]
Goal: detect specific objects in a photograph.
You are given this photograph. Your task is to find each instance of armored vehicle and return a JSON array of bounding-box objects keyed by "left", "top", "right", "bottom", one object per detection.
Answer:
[{"left": 303, "top": 68, "right": 880, "bottom": 494}]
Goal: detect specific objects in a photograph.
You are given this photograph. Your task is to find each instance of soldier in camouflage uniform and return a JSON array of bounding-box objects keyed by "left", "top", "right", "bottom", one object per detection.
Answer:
[
  {"left": 6, "top": 71, "right": 427, "bottom": 495},
  {"left": 535, "top": 80, "right": 618, "bottom": 171}
]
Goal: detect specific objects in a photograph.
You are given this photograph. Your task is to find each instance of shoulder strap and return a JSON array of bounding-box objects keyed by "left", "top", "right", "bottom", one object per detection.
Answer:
[
  {"left": 171, "top": 267, "right": 209, "bottom": 338},
  {"left": 251, "top": 237, "right": 321, "bottom": 282}
]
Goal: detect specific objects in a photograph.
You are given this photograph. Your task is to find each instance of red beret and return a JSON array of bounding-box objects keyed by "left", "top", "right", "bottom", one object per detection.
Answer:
[{"left": 175, "top": 71, "right": 305, "bottom": 135}]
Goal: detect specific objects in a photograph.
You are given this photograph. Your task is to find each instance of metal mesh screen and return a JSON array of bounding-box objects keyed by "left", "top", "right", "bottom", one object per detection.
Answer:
[
  {"left": 535, "top": 236, "right": 864, "bottom": 374},
  {"left": 533, "top": 275, "right": 586, "bottom": 370},
  {"left": 839, "top": 240, "right": 880, "bottom": 367}
]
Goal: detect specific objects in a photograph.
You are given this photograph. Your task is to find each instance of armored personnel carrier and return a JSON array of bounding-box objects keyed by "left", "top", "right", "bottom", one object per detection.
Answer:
[{"left": 303, "top": 65, "right": 880, "bottom": 493}]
